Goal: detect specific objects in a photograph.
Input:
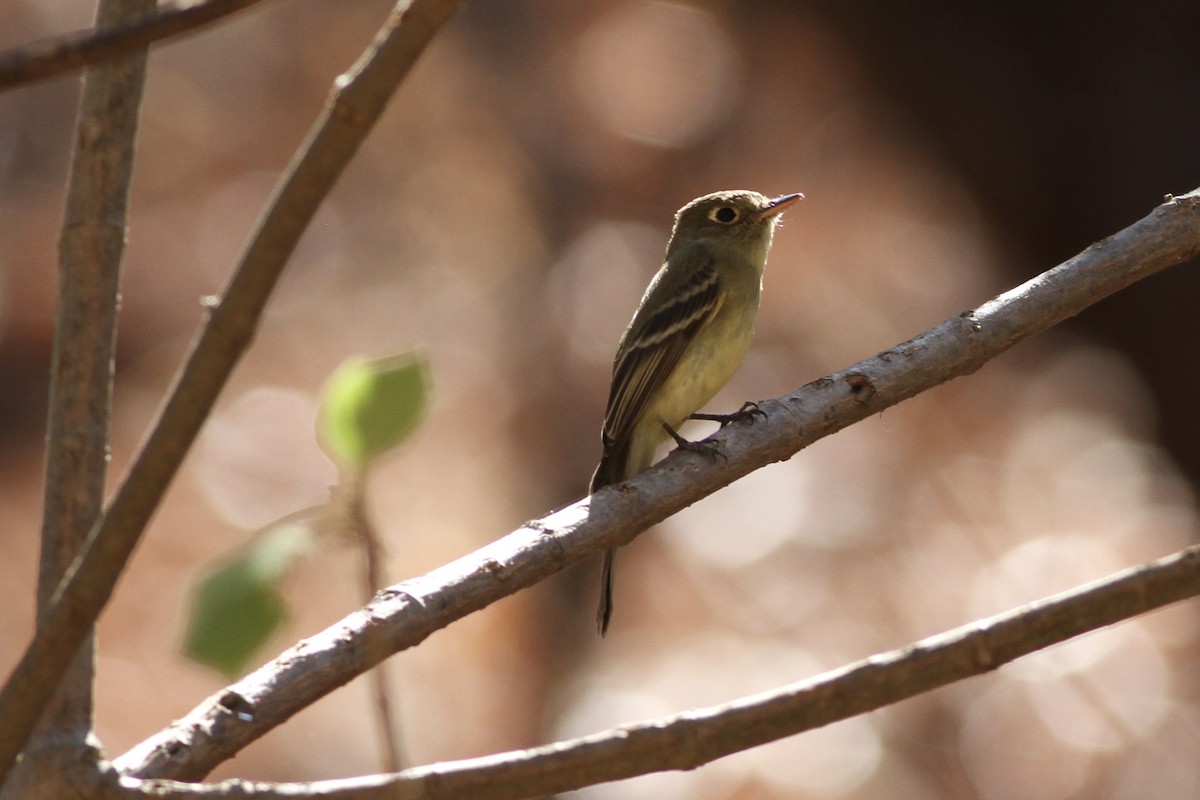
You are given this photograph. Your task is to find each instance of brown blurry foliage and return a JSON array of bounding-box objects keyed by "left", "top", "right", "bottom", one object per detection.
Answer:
[{"left": 3, "top": 2, "right": 1200, "bottom": 799}]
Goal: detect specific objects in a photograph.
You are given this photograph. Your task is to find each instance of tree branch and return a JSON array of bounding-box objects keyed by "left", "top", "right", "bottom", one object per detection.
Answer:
[
  {"left": 0, "top": 0, "right": 276, "bottom": 93},
  {"left": 32, "top": 0, "right": 155, "bottom": 753},
  {"left": 101, "top": 544, "right": 1200, "bottom": 798},
  {"left": 113, "top": 190, "right": 1200, "bottom": 782},
  {"left": 0, "top": 0, "right": 463, "bottom": 787}
]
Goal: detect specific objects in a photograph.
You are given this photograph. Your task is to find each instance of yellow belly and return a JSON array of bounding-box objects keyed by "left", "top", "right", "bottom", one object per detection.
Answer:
[{"left": 623, "top": 302, "right": 757, "bottom": 475}]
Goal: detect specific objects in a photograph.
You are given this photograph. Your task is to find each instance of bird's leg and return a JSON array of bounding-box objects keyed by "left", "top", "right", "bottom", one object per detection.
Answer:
[
  {"left": 690, "top": 401, "right": 767, "bottom": 428},
  {"left": 662, "top": 422, "right": 726, "bottom": 463}
]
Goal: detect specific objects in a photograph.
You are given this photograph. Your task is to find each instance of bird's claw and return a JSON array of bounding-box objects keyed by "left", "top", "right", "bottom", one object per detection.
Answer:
[
  {"left": 690, "top": 401, "right": 767, "bottom": 428},
  {"left": 662, "top": 422, "right": 727, "bottom": 463}
]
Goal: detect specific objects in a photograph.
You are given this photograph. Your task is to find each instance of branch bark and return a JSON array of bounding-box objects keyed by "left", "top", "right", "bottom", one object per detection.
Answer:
[
  {"left": 0, "top": 0, "right": 463, "bottom": 787},
  {"left": 34, "top": 0, "right": 155, "bottom": 754},
  {"left": 0, "top": 1, "right": 154, "bottom": 796},
  {"left": 0, "top": 0, "right": 275, "bottom": 92},
  {"left": 102, "top": 544, "right": 1200, "bottom": 799},
  {"left": 113, "top": 190, "right": 1200, "bottom": 783}
]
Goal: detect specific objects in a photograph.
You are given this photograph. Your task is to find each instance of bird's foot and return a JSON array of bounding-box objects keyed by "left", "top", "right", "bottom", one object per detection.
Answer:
[
  {"left": 662, "top": 422, "right": 726, "bottom": 463},
  {"left": 690, "top": 401, "right": 767, "bottom": 428}
]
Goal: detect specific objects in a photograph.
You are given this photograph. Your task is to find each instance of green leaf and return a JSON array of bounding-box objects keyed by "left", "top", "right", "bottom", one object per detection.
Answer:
[
  {"left": 317, "top": 350, "right": 430, "bottom": 470},
  {"left": 183, "top": 524, "right": 311, "bottom": 678}
]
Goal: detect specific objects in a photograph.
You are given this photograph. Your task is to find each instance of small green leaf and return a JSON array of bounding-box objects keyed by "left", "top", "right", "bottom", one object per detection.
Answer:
[
  {"left": 183, "top": 525, "right": 311, "bottom": 678},
  {"left": 317, "top": 351, "right": 430, "bottom": 470}
]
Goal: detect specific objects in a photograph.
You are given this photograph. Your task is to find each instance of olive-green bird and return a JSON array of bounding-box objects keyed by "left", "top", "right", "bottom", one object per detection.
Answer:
[{"left": 590, "top": 189, "right": 801, "bottom": 635}]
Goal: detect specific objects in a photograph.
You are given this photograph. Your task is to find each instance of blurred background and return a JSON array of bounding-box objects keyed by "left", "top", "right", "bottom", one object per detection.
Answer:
[{"left": 2, "top": 1, "right": 1200, "bottom": 797}]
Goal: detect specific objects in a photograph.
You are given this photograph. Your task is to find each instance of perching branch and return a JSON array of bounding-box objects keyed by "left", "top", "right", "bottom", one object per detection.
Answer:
[
  {"left": 0, "top": 0, "right": 463, "bottom": 786},
  {"left": 0, "top": 0, "right": 276, "bottom": 92},
  {"left": 110, "top": 544, "right": 1200, "bottom": 798},
  {"left": 114, "top": 190, "right": 1200, "bottom": 783}
]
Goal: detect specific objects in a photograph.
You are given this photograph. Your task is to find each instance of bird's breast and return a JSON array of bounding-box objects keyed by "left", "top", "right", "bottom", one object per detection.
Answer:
[{"left": 645, "top": 295, "right": 759, "bottom": 431}]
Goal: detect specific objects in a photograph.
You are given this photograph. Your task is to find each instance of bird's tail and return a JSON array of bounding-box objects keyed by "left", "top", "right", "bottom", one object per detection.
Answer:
[
  {"left": 590, "top": 438, "right": 628, "bottom": 636},
  {"left": 596, "top": 549, "right": 616, "bottom": 635},
  {"left": 589, "top": 437, "right": 627, "bottom": 494}
]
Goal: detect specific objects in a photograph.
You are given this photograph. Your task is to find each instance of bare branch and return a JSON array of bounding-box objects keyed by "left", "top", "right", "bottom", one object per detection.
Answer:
[
  {"left": 0, "top": 0, "right": 276, "bottom": 93},
  {"left": 105, "top": 544, "right": 1200, "bottom": 798},
  {"left": 31, "top": 0, "right": 155, "bottom": 755},
  {"left": 365, "top": 546, "right": 1200, "bottom": 799},
  {"left": 0, "top": 0, "right": 463, "bottom": 786},
  {"left": 113, "top": 190, "right": 1200, "bottom": 782}
]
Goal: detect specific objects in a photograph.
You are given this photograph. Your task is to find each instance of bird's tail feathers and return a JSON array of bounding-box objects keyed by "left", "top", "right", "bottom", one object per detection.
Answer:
[
  {"left": 596, "top": 549, "right": 616, "bottom": 635},
  {"left": 589, "top": 437, "right": 629, "bottom": 493},
  {"left": 591, "top": 438, "right": 629, "bottom": 636}
]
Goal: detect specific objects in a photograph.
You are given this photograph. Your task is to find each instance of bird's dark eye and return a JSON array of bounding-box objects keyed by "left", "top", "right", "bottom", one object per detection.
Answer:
[{"left": 708, "top": 205, "right": 739, "bottom": 224}]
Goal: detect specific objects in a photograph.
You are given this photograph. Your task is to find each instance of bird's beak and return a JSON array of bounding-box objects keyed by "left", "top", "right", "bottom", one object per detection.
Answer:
[{"left": 758, "top": 192, "right": 803, "bottom": 220}]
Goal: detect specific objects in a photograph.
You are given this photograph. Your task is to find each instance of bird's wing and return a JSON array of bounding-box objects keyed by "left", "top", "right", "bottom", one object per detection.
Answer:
[{"left": 601, "top": 257, "right": 724, "bottom": 448}]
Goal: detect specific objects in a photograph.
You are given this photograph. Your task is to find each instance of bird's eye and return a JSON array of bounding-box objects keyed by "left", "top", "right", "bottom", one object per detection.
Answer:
[{"left": 708, "top": 205, "right": 739, "bottom": 224}]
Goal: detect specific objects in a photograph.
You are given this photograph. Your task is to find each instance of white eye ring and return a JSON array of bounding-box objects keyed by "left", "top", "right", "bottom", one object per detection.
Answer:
[{"left": 708, "top": 205, "right": 740, "bottom": 224}]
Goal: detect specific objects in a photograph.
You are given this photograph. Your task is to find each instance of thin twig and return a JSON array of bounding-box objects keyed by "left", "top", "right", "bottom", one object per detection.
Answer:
[
  {"left": 347, "top": 472, "right": 406, "bottom": 773},
  {"left": 0, "top": 0, "right": 275, "bottom": 92},
  {"left": 0, "top": 0, "right": 463, "bottom": 786},
  {"left": 113, "top": 190, "right": 1200, "bottom": 782},
  {"left": 108, "top": 544, "right": 1200, "bottom": 799}
]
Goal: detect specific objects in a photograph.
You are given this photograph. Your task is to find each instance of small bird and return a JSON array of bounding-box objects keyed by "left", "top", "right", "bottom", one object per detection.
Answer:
[{"left": 590, "top": 189, "right": 801, "bottom": 635}]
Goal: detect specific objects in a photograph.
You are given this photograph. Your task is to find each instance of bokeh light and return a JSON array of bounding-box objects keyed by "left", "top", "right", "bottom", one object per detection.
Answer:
[{"left": 1, "top": 1, "right": 1197, "bottom": 797}]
